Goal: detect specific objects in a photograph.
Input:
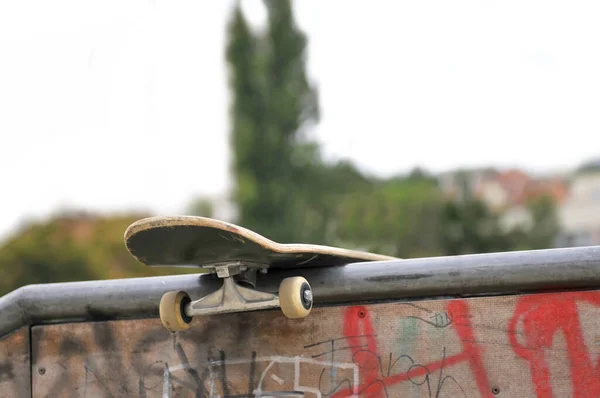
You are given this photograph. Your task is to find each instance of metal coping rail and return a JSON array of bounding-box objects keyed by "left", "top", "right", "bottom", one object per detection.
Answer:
[{"left": 1, "top": 245, "right": 600, "bottom": 339}]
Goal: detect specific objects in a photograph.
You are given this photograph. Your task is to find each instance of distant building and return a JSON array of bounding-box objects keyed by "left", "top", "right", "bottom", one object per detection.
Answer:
[
  {"left": 556, "top": 162, "right": 600, "bottom": 247},
  {"left": 439, "top": 167, "right": 568, "bottom": 233},
  {"left": 476, "top": 169, "right": 532, "bottom": 212},
  {"left": 524, "top": 178, "right": 569, "bottom": 205},
  {"left": 438, "top": 168, "right": 497, "bottom": 201},
  {"left": 438, "top": 159, "right": 600, "bottom": 248},
  {"left": 501, "top": 176, "right": 568, "bottom": 231}
]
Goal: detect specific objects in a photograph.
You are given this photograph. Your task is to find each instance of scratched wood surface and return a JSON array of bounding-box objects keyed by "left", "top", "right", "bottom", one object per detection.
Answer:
[
  {"left": 30, "top": 290, "right": 600, "bottom": 397},
  {"left": 0, "top": 327, "right": 31, "bottom": 398}
]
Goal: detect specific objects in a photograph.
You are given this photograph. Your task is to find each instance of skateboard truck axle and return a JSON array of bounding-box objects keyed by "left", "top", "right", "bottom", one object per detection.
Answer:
[
  {"left": 158, "top": 263, "right": 314, "bottom": 332},
  {"left": 187, "top": 276, "right": 280, "bottom": 316}
]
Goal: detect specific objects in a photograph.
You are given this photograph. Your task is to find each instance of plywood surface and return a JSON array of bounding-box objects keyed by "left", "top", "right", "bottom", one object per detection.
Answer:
[
  {"left": 0, "top": 327, "right": 31, "bottom": 398},
  {"left": 30, "top": 290, "right": 600, "bottom": 397}
]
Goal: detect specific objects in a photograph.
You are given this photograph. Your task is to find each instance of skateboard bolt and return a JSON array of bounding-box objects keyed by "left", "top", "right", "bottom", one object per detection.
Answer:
[
  {"left": 260, "top": 268, "right": 268, "bottom": 274},
  {"left": 303, "top": 289, "right": 313, "bottom": 303}
]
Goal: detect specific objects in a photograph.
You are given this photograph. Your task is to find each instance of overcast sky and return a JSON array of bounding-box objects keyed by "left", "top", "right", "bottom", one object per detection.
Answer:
[{"left": 1, "top": 0, "right": 600, "bottom": 241}]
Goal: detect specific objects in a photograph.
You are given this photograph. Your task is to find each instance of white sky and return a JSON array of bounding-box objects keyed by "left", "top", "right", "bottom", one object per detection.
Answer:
[{"left": 1, "top": 0, "right": 600, "bottom": 241}]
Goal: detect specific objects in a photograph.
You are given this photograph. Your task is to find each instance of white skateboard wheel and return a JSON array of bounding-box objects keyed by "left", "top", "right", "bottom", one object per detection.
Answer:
[
  {"left": 279, "top": 277, "right": 312, "bottom": 318},
  {"left": 159, "top": 291, "right": 192, "bottom": 332}
]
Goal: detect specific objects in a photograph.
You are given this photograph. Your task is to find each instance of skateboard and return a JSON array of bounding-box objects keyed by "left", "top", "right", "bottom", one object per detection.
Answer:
[{"left": 124, "top": 216, "right": 396, "bottom": 332}]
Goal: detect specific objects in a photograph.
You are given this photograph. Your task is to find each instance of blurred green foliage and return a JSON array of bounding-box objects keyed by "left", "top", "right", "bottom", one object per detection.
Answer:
[
  {"left": 0, "top": 213, "right": 198, "bottom": 295},
  {"left": 187, "top": 198, "right": 214, "bottom": 218}
]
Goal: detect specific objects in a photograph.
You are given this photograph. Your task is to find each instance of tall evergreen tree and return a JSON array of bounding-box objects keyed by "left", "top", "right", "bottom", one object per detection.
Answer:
[
  {"left": 226, "top": 1, "right": 320, "bottom": 242},
  {"left": 225, "top": 4, "right": 265, "bottom": 233}
]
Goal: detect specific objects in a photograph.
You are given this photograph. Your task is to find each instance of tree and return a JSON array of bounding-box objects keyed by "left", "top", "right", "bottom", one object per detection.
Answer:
[
  {"left": 440, "top": 198, "right": 508, "bottom": 255},
  {"left": 226, "top": 0, "right": 321, "bottom": 242},
  {"left": 225, "top": 3, "right": 263, "bottom": 230},
  {"left": 439, "top": 190, "right": 560, "bottom": 255},
  {"left": 0, "top": 221, "right": 97, "bottom": 295},
  {"left": 335, "top": 177, "right": 445, "bottom": 258},
  {"left": 0, "top": 214, "right": 197, "bottom": 295},
  {"left": 438, "top": 172, "right": 515, "bottom": 255},
  {"left": 187, "top": 197, "right": 214, "bottom": 218},
  {"left": 524, "top": 194, "right": 559, "bottom": 249}
]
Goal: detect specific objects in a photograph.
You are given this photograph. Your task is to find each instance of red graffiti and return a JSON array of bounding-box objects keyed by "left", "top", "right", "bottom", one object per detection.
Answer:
[
  {"left": 508, "top": 291, "right": 600, "bottom": 398},
  {"left": 331, "top": 300, "right": 492, "bottom": 398}
]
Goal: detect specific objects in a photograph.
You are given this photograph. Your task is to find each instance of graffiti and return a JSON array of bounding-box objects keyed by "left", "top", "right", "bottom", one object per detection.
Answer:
[
  {"left": 2, "top": 290, "right": 599, "bottom": 397},
  {"left": 398, "top": 302, "right": 454, "bottom": 328},
  {"left": 508, "top": 291, "right": 600, "bottom": 398},
  {"left": 314, "top": 303, "right": 490, "bottom": 398},
  {"left": 201, "top": 355, "right": 359, "bottom": 398},
  {"left": 305, "top": 337, "right": 465, "bottom": 398}
]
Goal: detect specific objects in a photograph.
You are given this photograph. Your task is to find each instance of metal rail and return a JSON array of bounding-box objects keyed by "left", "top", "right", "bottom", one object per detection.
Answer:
[{"left": 1, "top": 245, "right": 600, "bottom": 339}]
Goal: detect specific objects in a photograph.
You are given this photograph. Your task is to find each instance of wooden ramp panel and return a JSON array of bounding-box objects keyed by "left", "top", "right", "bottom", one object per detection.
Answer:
[
  {"left": 31, "top": 290, "right": 600, "bottom": 397},
  {"left": 0, "top": 327, "right": 31, "bottom": 398}
]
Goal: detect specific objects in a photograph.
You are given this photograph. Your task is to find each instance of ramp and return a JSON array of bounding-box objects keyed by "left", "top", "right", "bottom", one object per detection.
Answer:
[{"left": 2, "top": 246, "right": 600, "bottom": 397}]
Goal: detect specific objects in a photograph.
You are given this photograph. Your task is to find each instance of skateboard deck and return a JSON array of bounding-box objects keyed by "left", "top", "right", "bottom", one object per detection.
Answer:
[{"left": 124, "top": 215, "right": 396, "bottom": 270}]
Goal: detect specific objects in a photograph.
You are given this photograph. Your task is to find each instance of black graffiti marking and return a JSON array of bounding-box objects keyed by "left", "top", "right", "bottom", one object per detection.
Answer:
[
  {"left": 434, "top": 347, "right": 467, "bottom": 398},
  {"left": 43, "top": 337, "right": 116, "bottom": 398},
  {"left": 305, "top": 336, "right": 466, "bottom": 398},
  {"left": 400, "top": 302, "right": 435, "bottom": 313},
  {"left": 37, "top": 324, "right": 262, "bottom": 398},
  {"left": 29, "top": 312, "right": 465, "bottom": 398},
  {"left": 218, "top": 350, "right": 231, "bottom": 397},
  {"left": 194, "top": 349, "right": 260, "bottom": 398},
  {"left": 406, "top": 311, "right": 453, "bottom": 328},
  {"left": 304, "top": 335, "right": 376, "bottom": 360},
  {"left": 84, "top": 364, "right": 117, "bottom": 398},
  {"left": 138, "top": 360, "right": 167, "bottom": 397},
  {"left": 33, "top": 322, "right": 183, "bottom": 397},
  {"left": 316, "top": 368, "right": 353, "bottom": 397},
  {"left": 310, "top": 344, "right": 369, "bottom": 359},
  {"left": 174, "top": 340, "right": 205, "bottom": 396},
  {"left": 396, "top": 303, "right": 454, "bottom": 328},
  {"left": 304, "top": 334, "right": 378, "bottom": 348},
  {"left": 247, "top": 351, "right": 256, "bottom": 396}
]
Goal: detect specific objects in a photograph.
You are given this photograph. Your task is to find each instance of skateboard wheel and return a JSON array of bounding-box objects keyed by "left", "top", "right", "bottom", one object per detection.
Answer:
[
  {"left": 279, "top": 277, "right": 312, "bottom": 319},
  {"left": 159, "top": 291, "right": 192, "bottom": 332}
]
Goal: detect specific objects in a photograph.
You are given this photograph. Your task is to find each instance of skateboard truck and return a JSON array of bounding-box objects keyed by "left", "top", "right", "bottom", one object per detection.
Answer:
[{"left": 158, "top": 262, "right": 313, "bottom": 332}]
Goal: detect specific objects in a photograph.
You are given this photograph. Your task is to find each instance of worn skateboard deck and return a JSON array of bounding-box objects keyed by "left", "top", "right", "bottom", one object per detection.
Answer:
[{"left": 124, "top": 216, "right": 395, "bottom": 269}]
